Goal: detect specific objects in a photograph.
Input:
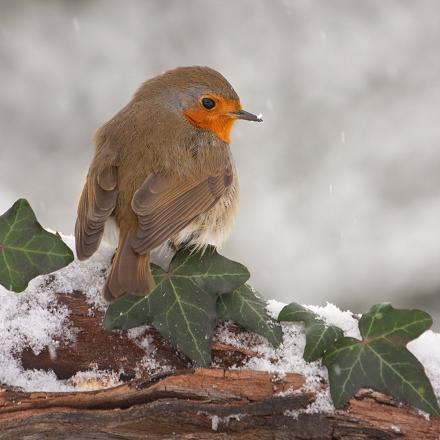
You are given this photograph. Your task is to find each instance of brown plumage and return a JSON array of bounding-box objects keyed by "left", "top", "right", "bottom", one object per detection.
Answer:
[{"left": 75, "top": 66, "right": 262, "bottom": 302}]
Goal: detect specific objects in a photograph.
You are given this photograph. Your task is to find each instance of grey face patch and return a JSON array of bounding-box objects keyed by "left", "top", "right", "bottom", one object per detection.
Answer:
[
  {"left": 178, "top": 85, "right": 210, "bottom": 110},
  {"left": 156, "top": 85, "right": 207, "bottom": 116}
]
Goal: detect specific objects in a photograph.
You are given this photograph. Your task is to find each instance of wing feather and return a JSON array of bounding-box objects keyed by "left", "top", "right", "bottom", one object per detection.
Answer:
[
  {"left": 131, "top": 168, "right": 232, "bottom": 254},
  {"left": 75, "top": 166, "right": 118, "bottom": 260}
]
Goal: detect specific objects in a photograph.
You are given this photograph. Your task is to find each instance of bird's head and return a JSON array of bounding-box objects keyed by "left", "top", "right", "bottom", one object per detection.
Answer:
[{"left": 140, "top": 66, "right": 262, "bottom": 144}]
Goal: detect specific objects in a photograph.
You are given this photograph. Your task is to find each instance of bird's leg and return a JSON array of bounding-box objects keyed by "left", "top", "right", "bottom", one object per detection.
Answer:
[{"left": 169, "top": 239, "right": 180, "bottom": 252}]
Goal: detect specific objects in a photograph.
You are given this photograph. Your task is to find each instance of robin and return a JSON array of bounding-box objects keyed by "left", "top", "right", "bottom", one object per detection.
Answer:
[{"left": 75, "top": 66, "right": 262, "bottom": 302}]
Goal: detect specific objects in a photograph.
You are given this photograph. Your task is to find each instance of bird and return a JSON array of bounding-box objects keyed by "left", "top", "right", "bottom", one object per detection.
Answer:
[{"left": 75, "top": 66, "right": 262, "bottom": 302}]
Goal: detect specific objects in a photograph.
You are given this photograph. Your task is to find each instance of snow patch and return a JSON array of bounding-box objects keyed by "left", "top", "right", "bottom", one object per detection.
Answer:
[
  {"left": 127, "top": 326, "right": 175, "bottom": 377},
  {"left": 0, "top": 234, "right": 113, "bottom": 392},
  {"left": 68, "top": 368, "right": 122, "bottom": 391},
  {"left": 306, "top": 302, "right": 361, "bottom": 339},
  {"left": 0, "top": 277, "right": 74, "bottom": 391},
  {"left": 408, "top": 330, "right": 440, "bottom": 400},
  {"left": 211, "top": 415, "right": 220, "bottom": 431},
  {"left": 47, "top": 232, "right": 113, "bottom": 310},
  {"left": 284, "top": 388, "right": 335, "bottom": 419},
  {"left": 390, "top": 424, "right": 401, "bottom": 433},
  {"left": 207, "top": 413, "right": 244, "bottom": 431},
  {"left": 266, "top": 299, "right": 286, "bottom": 319}
]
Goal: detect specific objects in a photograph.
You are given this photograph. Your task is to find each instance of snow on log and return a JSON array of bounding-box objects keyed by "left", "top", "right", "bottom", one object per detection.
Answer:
[{"left": 0, "top": 238, "right": 439, "bottom": 438}]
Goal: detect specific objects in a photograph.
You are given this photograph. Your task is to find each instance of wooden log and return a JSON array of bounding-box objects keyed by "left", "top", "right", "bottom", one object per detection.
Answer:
[
  {"left": 1, "top": 292, "right": 439, "bottom": 439},
  {"left": 20, "top": 292, "right": 255, "bottom": 379}
]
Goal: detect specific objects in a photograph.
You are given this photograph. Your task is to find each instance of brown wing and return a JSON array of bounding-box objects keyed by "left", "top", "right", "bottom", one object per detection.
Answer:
[
  {"left": 131, "top": 167, "right": 233, "bottom": 254},
  {"left": 75, "top": 165, "right": 118, "bottom": 260}
]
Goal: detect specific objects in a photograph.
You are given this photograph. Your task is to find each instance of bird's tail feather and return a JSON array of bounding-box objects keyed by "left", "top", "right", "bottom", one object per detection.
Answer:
[{"left": 103, "top": 231, "right": 155, "bottom": 302}]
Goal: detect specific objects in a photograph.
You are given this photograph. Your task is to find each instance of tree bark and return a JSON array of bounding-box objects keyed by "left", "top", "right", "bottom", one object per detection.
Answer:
[{"left": 1, "top": 292, "right": 439, "bottom": 439}]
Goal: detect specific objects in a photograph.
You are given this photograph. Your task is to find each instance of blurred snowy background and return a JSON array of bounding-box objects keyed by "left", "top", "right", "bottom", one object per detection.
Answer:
[{"left": 1, "top": 0, "right": 439, "bottom": 323}]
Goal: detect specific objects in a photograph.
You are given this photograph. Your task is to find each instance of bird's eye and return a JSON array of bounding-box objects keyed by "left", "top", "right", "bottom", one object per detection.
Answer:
[{"left": 201, "top": 97, "right": 216, "bottom": 110}]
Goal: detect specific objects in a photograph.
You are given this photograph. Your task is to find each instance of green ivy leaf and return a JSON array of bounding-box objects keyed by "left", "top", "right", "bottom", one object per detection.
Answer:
[
  {"left": 104, "top": 246, "right": 250, "bottom": 366},
  {"left": 158, "top": 245, "right": 250, "bottom": 294},
  {"left": 148, "top": 272, "right": 217, "bottom": 366},
  {"left": 278, "top": 303, "right": 344, "bottom": 361},
  {"left": 217, "top": 284, "right": 283, "bottom": 347},
  {"left": 103, "top": 292, "right": 152, "bottom": 330},
  {"left": 0, "top": 199, "right": 74, "bottom": 292},
  {"left": 323, "top": 303, "right": 439, "bottom": 415}
]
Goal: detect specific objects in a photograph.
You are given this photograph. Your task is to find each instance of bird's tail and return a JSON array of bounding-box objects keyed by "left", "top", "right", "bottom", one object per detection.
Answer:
[{"left": 103, "top": 231, "right": 156, "bottom": 302}]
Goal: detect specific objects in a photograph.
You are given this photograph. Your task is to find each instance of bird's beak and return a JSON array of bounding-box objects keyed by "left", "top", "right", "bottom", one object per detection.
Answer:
[{"left": 229, "top": 110, "right": 263, "bottom": 122}]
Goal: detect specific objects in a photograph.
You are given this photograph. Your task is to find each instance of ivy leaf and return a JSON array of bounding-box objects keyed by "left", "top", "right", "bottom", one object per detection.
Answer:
[
  {"left": 103, "top": 292, "right": 152, "bottom": 330},
  {"left": 323, "top": 303, "right": 439, "bottom": 415},
  {"left": 278, "top": 302, "right": 343, "bottom": 361},
  {"left": 0, "top": 199, "right": 74, "bottom": 292},
  {"left": 104, "top": 246, "right": 250, "bottom": 366},
  {"left": 148, "top": 273, "right": 217, "bottom": 366},
  {"left": 158, "top": 245, "right": 250, "bottom": 294},
  {"left": 217, "top": 284, "right": 283, "bottom": 347}
]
